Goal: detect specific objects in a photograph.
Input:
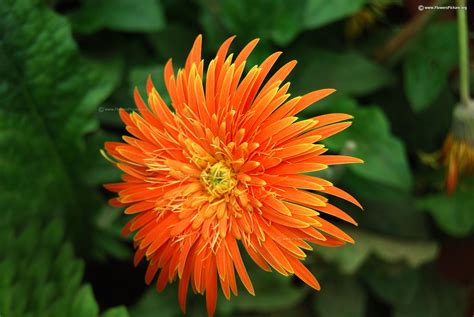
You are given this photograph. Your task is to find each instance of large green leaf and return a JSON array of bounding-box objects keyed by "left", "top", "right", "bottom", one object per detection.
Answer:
[
  {"left": 363, "top": 263, "right": 466, "bottom": 317},
  {"left": 291, "top": 49, "right": 393, "bottom": 100},
  {"left": 0, "top": 0, "right": 117, "bottom": 253},
  {"left": 323, "top": 99, "right": 413, "bottom": 190},
  {"left": 418, "top": 179, "right": 474, "bottom": 236},
  {"left": 362, "top": 263, "right": 421, "bottom": 307},
  {"left": 128, "top": 64, "right": 170, "bottom": 110},
  {"left": 199, "top": 0, "right": 306, "bottom": 46},
  {"left": 403, "top": 21, "right": 458, "bottom": 112},
  {"left": 72, "top": 285, "right": 100, "bottom": 317},
  {"left": 147, "top": 24, "right": 197, "bottom": 63},
  {"left": 304, "top": 0, "right": 367, "bottom": 29},
  {"left": 341, "top": 171, "right": 431, "bottom": 239},
  {"left": 0, "top": 220, "right": 128, "bottom": 317},
  {"left": 68, "top": 0, "right": 166, "bottom": 34},
  {"left": 129, "top": 64, "right": 167, "bottom": 99},
  {"left": 129, "top": 286, "right": 182, "bottom": 317},
  {"left": 217, "top": 269, "right": 307, "bottom": 314},
  {"left": 392, "top": 270, "right": 466, "bottom": 317},
  {"left": 316, "top": 228, "right": 438, "bottom": 274},
  {"left": 313, "top": 277, "right": 366, "bottom": 317},
  {"left": 102, "top": 306, "right": 130, "bottom": 317},
  {"left": 370, "top": 83, "right": 456, "bottom": 153}
]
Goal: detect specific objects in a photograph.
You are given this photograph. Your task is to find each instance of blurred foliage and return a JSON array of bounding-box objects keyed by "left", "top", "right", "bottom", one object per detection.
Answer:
[
  {"left": 0, "top": 219, "right": 128, "bottom": 317},
  {"left": 403, "top": 21, "right": 459, "bottom": 112},
  {"left": 68, "top": 0, "right": 166, "bottom": 33},
  {"left": 316, "top": 227, "right": 438, "bottom": 274},
  {"left": 418, "top": 178, "right": 474, "bottom": 236},
  {"left": 322, "top": 98, "right": 412, "bottom": 190},
  {"left": 313, "top": 276, "right": 366, "bottom": 317},
  {"left": 1, "top": 0, "right": 472, "bottom": 316}
]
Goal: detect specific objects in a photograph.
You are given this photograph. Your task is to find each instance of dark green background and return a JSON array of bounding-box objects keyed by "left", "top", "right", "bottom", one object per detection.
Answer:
[{"left": 1, "top": 0, "right": 473, "bottom": 316}]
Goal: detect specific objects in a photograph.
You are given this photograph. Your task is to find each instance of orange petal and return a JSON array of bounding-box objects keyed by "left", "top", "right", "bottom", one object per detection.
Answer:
[
  {"left": 314, "top": 203, "right": 357, "bottom": 225},
  {"left": 263, "top": 195, "right": 291, "bottom": 216},
  {"left": 156, "top": 266, "right": 170, "bottom": 292},
  {"left": 205, "top": 255, "right": 218, "bottom": 317},
  {"left": 145, "top": 262, "right": 159, "bottom": 284},
  {"left": 226, "top": 236, "right": 255, "bottom": 295},
  {"left": 185, "top": 35, "right": 202, "bottom": 71},
  {"left": 278, "top": 188, "right": 327, "bottom": 207},
  {"left": 262, "top": 206, "right": 311, "bottom": 228},
  {"left": 312, "top": 113, "right": 353, "bottom": 127},
  {"left": 266, "top": 162, "right": 327, "bottom": 175},
  {"left": 234, "top": 38, "right": 259, "bottom": 67},
  {"left": 286, "top": 256, "right": 320, "bottom": 290},
  {"left": 178, "top": 253, "right": 193, "bottom": 313},
  {"left": 305, "top": 122, "right": 352, "bottom": 139},
  {"left": 446, "top": 159, "right": 458, "bottom": 194},
  {"left": 315, "top": 217, "right": 354, "bottom": 243},
  {"left": 322, "top": 185, "right": 363, "bottom": 209},
  {"left": 124, "top": 201, "right": 155, "bottom": 214},
  {"left": 290, "top": 89, "right": 336, "bottom": 116},
  {"left": 312, "top": 155, "right": 364, "bottom": 165}
]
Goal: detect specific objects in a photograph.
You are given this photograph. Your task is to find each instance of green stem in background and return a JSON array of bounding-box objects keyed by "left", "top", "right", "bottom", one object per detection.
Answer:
[{"left": 457, "top": 0, "right": 470, "bottom": 107}]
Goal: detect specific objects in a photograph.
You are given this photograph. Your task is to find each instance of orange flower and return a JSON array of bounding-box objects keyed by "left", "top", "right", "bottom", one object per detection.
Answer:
[
  {"left": 442, "top": 134, "right": 474, "bottom": 193},
  {"left": 103, "top": 35, "right": 363, "bottom": 316},
  {"left": 441, "top": 104, "right": 474, "bottom": 193}
]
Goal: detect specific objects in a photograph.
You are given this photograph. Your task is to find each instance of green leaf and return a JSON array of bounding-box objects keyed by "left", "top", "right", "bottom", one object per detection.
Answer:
[
  {"left": 369, "top": 82, "right": 456, "bottom": 152},
  {"left": 323, "top": 99, "right": 413, "bottom": 190},
  {"left": 0, "top": 220, "right": 106, "bottom": 317},
  {"left": 362, "top": 264, "right": 421, "bottom": 306},
  {"left": 68, "top": 0, "right": 166, "bottom": 33},
  {"left": 317, "top": 228, "right": 438, "bottom": 274},
  {"left": 418, "top": 181, "right": 474, "bottom": 236},
  {"left": 41, "top": 220, "right": 65, "bottom": 250},
  {"left": 0, "top": 0, "right": 115, "bottom": 252},
  {"left": 84, "top": 131, "right": 122, "bottom": 187},
  {"left": 403, "top": 21, "right": 458, "bottom": 112},
  {"left": 129, "top": 65, "right": 166, "bottom": 99},
  {"left": 72, "top": 285, "right": 100, "bottom": 317},
  {"left": 304, "top": 0, "right": 367, "bottom": 29},
  {"left": 269, "top": 1, "right": 306, "bottom": 45},
  {"left": 199, "top": 0, "right": 306, "bottom": 46},
  {"left": 147, "top": 24, "right": 197, "bottom": 63},
  {"left": 130, "top": 287, "right": 182, "bottom": 317},
  {"left": 94, "top": 226, "right": 132, "bottom": 261},
  {"left": 102, "top": 306, "right": 130, "bottom": 317},
  {"left": 392, "top": 270, "right": 466, "bottom": 317},
  {"left": 313, "top": 277, "right": 366, "bottom": 317},
  {"left": 217, "top": 270, "right": 307, "bottom": 314},
  {"left": 343, "top": 176, "right": 430, "bottom": 239},
  {"left": 198, "top": 6, "right": 230, "bottom": 52},
  {"left": 291, "top": 49, "right": 393, "bottom": 100},
  {"left": 128, "top": 64, "right": 174, "bottom": 109}
]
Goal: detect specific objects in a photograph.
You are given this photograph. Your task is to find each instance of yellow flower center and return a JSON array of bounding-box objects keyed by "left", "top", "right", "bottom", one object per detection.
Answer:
[{"left": 200, "top": 161, "right": 237, "bottom": 198}]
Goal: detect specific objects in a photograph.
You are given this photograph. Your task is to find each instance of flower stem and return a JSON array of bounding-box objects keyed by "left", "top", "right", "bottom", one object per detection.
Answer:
[
  {"left": 457, "top": 0, "right": 470, "bottom": 107},
  {"left": 374, "top": 0, "right": 449, "bottom": 62}
]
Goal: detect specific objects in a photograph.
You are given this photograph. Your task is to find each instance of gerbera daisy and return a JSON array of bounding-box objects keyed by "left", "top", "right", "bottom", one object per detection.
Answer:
[
  {"left": 103, "top": 35, "right": 363, "bottom": 316},
  {"left": 441, "top": 104, "right": 474, "bottom": 193},
  {"left": 440, "top": 3, "right": 474, "bottom": 194}
]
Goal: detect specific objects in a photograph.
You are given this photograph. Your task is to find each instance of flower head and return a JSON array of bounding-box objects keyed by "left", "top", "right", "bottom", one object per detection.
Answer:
[
  {"left": 441, "top": 104, "right": 474, "bottom": 193},
  {"left": 103, "top": 35, "right": 363, "bottom": 316},
  {"left": 345, "top": 0, "right": 388, "bottom": 40}
]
